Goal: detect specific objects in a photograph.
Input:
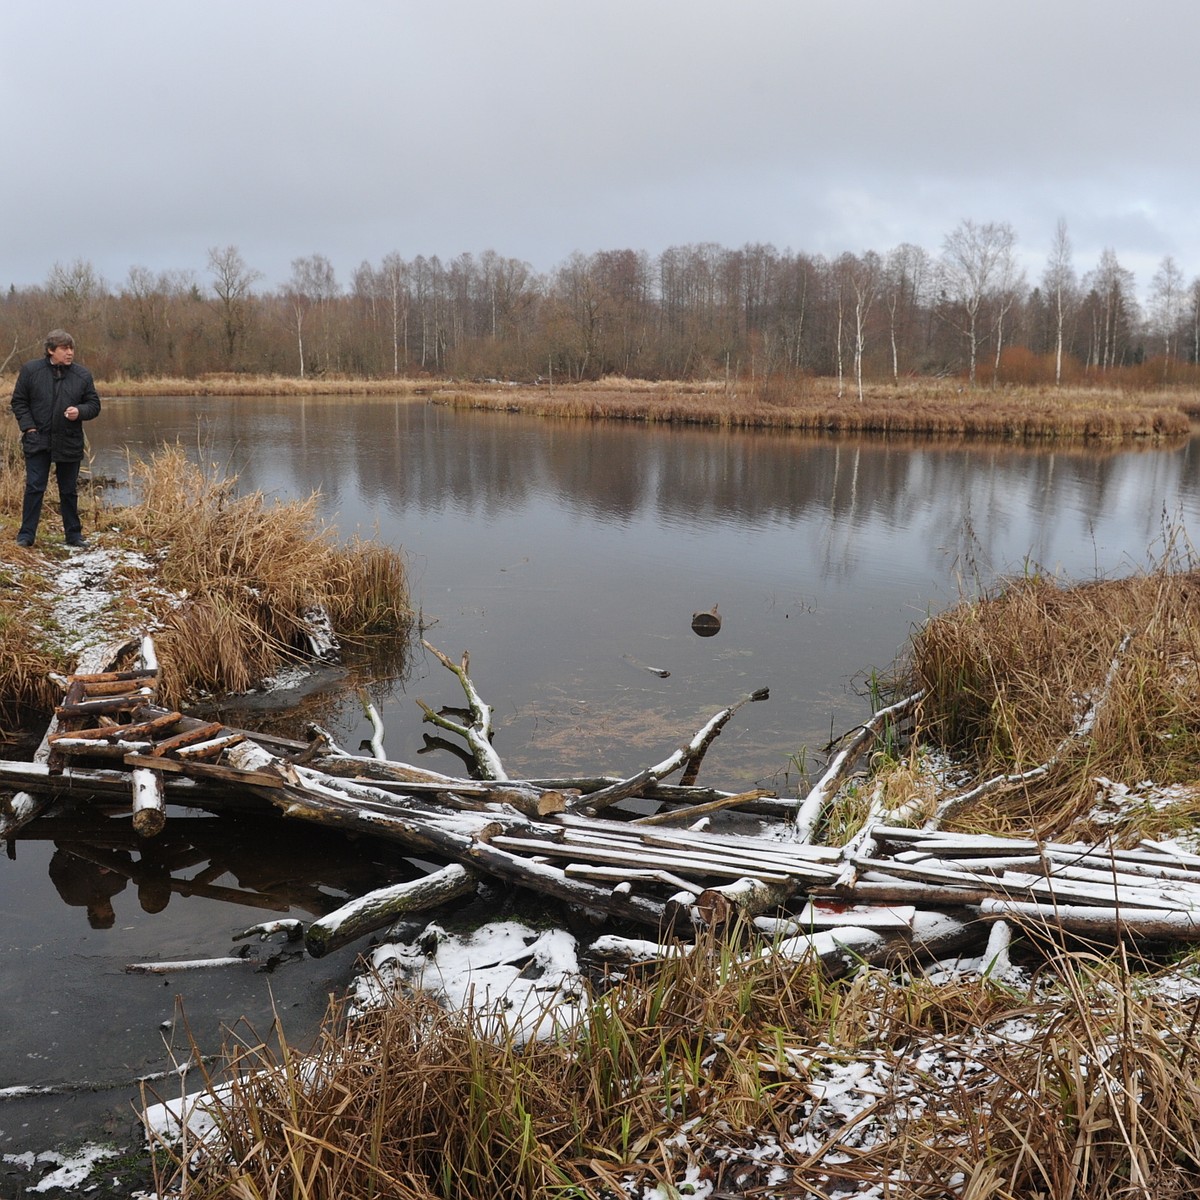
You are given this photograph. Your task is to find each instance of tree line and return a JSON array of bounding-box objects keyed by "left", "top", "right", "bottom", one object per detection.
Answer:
[{"left": 4, "top": 221, "right": 1199, "bottom": 390}]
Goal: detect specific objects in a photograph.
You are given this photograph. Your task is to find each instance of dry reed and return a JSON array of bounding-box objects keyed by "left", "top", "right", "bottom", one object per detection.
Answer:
[
  {"left": 95, "top": 374, "right": 437, "bottom": 398},
  {"left": 112, "top": 446, "right": 413, "bottom": 707},
  {"left": 0, "top": 434, "right": 414, "bottom": 729},
  {"left": 902, "top": 559, "right": 1200, "bottom": 843}
]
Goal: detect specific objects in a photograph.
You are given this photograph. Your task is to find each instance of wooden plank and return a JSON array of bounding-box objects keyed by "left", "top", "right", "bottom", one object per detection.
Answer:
[
  {"left": 81, "top": 678, "right": 157, "bottom": 698},
  {"left": 489, "top": 834, "right": 794, "bottom": 882},
  {"left": 47, "top": 711, "right": 183, "bottom": 744},
  {"left": 70, "top": 668, "right": 159, "bottom": 684},
  {"left": 56, "top": 695, "right": 145, "bottom": 718},
  {"left": 48, "top": 739, "right": 155, "bottom": 757}
]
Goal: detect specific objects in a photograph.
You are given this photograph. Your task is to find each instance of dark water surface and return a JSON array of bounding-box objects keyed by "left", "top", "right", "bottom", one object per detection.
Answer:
[{"left": 4, "top": 394, "right": 1200, "bottom": 1155}]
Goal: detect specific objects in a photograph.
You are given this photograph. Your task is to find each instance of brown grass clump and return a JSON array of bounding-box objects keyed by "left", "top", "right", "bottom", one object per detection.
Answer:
[
  {"left": 0, "top": 591, "right": 68, "bottom": 734},
  {"left": 114, "top": 445, "right": 413, "bottom": 706},
  {"left": 908, "top": 564, "right": 1200, "bottom": 842}
]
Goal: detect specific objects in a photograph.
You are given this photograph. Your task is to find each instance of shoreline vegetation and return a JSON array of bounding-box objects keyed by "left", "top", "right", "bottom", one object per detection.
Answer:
[{"left": 0, "top": 371, "right": 1192, "bottom": 440}]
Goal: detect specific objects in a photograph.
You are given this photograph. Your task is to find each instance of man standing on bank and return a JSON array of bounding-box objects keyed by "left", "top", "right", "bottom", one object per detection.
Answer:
[{"left": 10, "top": 329, "right": 101, "bottom": 548}]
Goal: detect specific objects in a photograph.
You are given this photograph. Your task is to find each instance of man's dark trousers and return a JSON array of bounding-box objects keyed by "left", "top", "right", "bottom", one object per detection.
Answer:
[{"left": 20, "top": 451, "right": 82, "bottom": 542}]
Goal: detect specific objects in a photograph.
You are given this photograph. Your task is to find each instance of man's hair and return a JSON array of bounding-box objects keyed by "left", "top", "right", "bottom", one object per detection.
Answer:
[{"left": 43, "top": 329, "right": 75, "bottom": 353}]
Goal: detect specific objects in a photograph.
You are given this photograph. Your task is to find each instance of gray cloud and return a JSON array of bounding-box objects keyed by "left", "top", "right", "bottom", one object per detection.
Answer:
[{"left": 5, "top": 0, "right": 1199, "bottom": 301}]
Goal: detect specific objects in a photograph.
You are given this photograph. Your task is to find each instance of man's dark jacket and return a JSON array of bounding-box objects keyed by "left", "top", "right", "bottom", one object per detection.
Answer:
[{"left": 10, "top": 356, "right": 101, "bottom": 461}]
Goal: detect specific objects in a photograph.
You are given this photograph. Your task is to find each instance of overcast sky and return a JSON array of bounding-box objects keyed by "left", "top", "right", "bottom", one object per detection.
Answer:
[{"left": 4, "top": 0, "right": 1196, "bottom": 300}]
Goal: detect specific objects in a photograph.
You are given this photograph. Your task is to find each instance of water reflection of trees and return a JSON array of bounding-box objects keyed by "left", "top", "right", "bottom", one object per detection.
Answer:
[{"left": 94, "top": 400, "right": 1200, "bottom": 586}]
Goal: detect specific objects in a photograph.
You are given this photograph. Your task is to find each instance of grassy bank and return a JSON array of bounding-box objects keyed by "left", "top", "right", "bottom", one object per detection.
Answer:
[
  {"left": 149, "top": 921, "right": 1200, "bottom": 1200},
  {"left": 0, "top": 437, "right": 413, "bottom": 730},
  {"left": 897, "top": 563, "right": 1200, "bottom": 845}
]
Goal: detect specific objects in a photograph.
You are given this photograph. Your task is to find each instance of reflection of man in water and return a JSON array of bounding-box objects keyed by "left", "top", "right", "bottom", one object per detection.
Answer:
[{"left": 48, "top": 846, "right": 129, "bottom": 929}]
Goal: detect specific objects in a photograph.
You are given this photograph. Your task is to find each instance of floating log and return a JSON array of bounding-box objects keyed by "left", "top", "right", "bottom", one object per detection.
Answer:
[{"left": 690, "top": 604, "right": 721, "bottom": 637}]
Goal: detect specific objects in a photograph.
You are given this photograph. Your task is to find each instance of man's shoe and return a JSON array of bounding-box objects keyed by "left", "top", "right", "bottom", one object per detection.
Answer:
[
  {"left": 16, "top": 536, "right": 33, "bottom": 548},
  {"left": 65, "top": 535, "right": 87, "bottom": 548}
]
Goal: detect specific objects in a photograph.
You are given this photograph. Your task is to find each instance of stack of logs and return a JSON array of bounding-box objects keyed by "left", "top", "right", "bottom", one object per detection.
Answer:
[{"left": 6, "top": 636, "right": 1200, "bottom": 976}]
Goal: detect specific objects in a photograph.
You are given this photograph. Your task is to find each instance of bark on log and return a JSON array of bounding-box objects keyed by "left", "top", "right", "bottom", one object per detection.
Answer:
[
  {"left": 978, "top": 898, "right": 1200, "bottom": 939},
  {"left": 773, "top": 909, "right": 978, "bottom": 979},
  {"left": 692, "top": 877, "right": 798, "bottom": 927}
]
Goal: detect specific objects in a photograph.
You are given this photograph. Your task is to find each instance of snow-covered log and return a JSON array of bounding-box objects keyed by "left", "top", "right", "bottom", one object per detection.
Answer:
[{"left": 304, "top": 864, "right": 479, "bottom": 958}]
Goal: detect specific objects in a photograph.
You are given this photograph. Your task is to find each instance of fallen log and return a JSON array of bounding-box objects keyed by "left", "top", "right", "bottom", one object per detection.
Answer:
[
  {"left": 304, "top": 864, "right": 479, "bottom": 958},
  {"left": 416, "top": 643, "right": 506, "bottom": 779},
  {"left": 773, "top": 909, "right": 980, "bottom": 978}
]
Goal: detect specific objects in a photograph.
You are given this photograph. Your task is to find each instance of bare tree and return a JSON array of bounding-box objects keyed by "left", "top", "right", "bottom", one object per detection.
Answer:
[
  {"left": 285, "top": 254, "right": 339, "bottom": 377},
  {"left": 1149, "top": 255, "right": 1185, "bottom": 373},
  {"left": 844, "top": 252, "right": 881, "bottom": 401},
  {"left": 1189, "top": 277, "right": 1200, "bottom": 367},
  {"left": 208, "top": 245, "right": 262, "bottom": 367},
  {"left": 990, "top": 250, "right": 1026, "bottom": 384},
  {"left": 883, "top": 243, "right": 931, "bottom": 383},
  {"left": 1082, "top": 249, "right": 1138, "bottom": 372},
  {"left": 46, "top": 259, "right": 105, "bottom": 335},
  {"left": 939, "top": 220, "right": 1017, "bottom": 385},
  {"left": 1042, "top": 219, "right": 1076, "bottom": 386}
]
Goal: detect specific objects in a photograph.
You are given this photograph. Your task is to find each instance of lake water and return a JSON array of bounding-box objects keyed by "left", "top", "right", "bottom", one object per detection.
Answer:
[{"left": 4, "top": 394, "right": 1200, "bottom": 1157}]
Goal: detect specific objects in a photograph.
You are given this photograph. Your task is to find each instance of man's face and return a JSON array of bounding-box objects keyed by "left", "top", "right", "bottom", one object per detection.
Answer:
[{"left": 48, "top": 344, "right": 74, "bottom": 366}]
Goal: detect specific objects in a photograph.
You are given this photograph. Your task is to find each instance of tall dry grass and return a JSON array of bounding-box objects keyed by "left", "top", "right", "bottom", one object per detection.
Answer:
[
  {"left": 149, "top": 922, "right": 1200, "bottom": 1200},
  {"left": 905, "top": 561, "right": 1200, "bottom": 842},
  {"left": 114, "top": 445, "right": 413, "bottom": 706}
]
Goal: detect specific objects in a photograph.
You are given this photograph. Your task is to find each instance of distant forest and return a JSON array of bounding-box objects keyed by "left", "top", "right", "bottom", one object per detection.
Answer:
[{"left": 4, "top": 220, "right": 1199, "bottom": 388}]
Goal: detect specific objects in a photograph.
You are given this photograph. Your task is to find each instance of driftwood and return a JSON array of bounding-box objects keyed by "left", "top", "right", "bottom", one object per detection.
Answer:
[{"left": 1, "top": 637, "right": 143, "bottom": 839}]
